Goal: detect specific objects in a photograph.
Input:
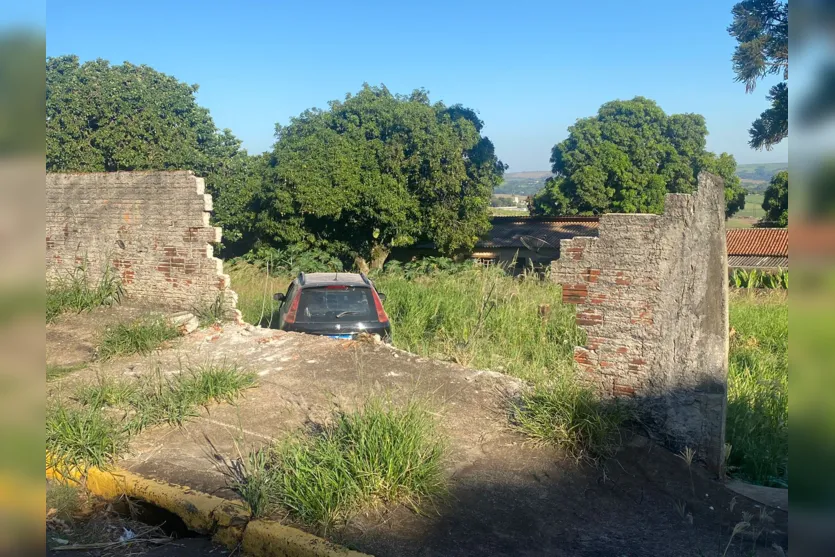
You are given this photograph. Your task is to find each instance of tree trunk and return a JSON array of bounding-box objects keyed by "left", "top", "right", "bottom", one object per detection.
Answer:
[{"left": 370, "top": 245, "right": 390, "bottom": 271}]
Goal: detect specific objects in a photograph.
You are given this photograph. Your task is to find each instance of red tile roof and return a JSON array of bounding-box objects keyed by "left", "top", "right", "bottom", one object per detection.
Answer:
[{"left": 726, "top": 228, "right": 788, "bottom": 257}]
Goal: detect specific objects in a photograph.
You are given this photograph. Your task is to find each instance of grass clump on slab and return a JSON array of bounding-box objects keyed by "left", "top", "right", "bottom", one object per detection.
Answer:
[
  {"left": 46, "top": 404, "right": 130, "bottom": 476},
  {"left": 510, "top": 378, "right": 630, "bottom": 463},
  {"left": 97, "top": 317, "right": 180, "bottom": 360},
  {"left": 726, "top": 292, "right": 788, "bottom": 487},
  {"left": 230, "top": 398, "right": 446, "bottom": 531},
  {"left": 46, "top": 264, "right": 123, "bottom": 324},
  {"left": 49, "top": 362, "right": 257, "bottom": 475}
]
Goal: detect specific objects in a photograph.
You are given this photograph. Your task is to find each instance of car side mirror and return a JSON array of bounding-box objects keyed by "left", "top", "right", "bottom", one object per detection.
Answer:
[
  {"left": 377, "top": 292, "right": 386, "bottom": 302},
  {"left": 273, "top": 293, "right": 286, "bottom": 302}
]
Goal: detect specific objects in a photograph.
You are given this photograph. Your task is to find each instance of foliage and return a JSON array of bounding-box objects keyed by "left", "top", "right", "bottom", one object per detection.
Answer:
[
  {"left": 728, "top": 0, "right": 789, "bottom": 150},
  {"left": 242, "top": 244, "right": 343, "bottom": 276},
  {"left": 46, "top": 264, "right": 124, "bottom": 323},
  {"left": 378, "top": 256, "right": 474, "bottom": 280},
  {"left": 530, "top": 97, "right": 746, "bottom": 217},
  {"left": 232, "top": 398, "right": 446, "bottom": 530},
  {"left": 730, "top": 268, "right": 788, "bottom": 289},
  {"left": 255, "top": 84, "right": 506, "bottom": 269},
  {"left": 46, "top": 56, "right": 239, "bottom": 173},
  {"left": 727, "top": 292, "right": 788, "bottom": 486},
  {"left": 510, "top": 378, "right": 630, "bottom": 463},
  {"left": 762, "top": 170, "right": 789, "bottom": 227},
  {"left": 96, "top": 317, "right": 181, "bottom": 361}
]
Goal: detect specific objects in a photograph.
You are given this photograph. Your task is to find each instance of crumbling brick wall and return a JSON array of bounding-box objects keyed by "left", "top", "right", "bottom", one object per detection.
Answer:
[
  {"left": 553, "top": 173, "right": 729, "bottom": 473},
  {"left": 46, "top": 171, "right": 238, "bottom": 314}
]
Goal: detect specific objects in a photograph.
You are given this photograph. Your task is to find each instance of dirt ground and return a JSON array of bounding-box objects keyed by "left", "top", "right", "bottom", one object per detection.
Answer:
[{"left": 47, "top": 307, "right": 788, "bottom": 556}]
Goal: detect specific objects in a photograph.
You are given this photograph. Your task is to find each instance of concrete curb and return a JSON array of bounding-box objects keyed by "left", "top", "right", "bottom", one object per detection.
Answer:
[{"left": 46, "top": 459, "right": 372, "bottom": 556}]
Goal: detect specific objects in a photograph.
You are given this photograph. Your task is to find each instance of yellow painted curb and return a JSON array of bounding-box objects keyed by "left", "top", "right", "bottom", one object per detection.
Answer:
[
  {"left": 243, "top": 519, "right": 370, "bottom": 557},
  {"left": 46, "top": 456, "right": 372, "bottom": 557}
]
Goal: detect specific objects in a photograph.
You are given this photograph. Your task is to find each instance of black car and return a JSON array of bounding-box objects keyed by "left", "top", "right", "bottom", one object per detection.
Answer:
[{"left": 272, "top": 272, "right": 391, "bottom": 340}]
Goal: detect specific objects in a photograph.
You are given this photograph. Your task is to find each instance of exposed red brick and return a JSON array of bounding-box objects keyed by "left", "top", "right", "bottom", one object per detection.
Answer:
[{"left": 613, "top": 384, "right": 636, "bottom": 396}]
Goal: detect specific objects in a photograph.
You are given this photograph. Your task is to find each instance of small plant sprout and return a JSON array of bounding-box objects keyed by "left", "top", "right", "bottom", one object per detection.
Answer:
[
  {"left": 674, "top": 500, "right": 687, "bottom": 520},
  {"left": 678, "top": 446, "right": 696, "bottom": 496},
  {"left": 729, "top": 495, "right": 737, "bottom": 513},
  {"left": 722, "top": 520, "right": 751, "bottom": 557}
]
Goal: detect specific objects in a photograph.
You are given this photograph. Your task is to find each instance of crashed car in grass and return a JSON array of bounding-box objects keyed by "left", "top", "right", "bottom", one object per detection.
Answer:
[{"left": 272, "top": 272, "right": 391, "bottom": 341}]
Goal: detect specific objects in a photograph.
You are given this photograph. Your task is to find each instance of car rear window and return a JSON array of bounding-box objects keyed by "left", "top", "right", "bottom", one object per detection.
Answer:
[{"left": 295, "top": 286, "right": 375, "bottom": 323}]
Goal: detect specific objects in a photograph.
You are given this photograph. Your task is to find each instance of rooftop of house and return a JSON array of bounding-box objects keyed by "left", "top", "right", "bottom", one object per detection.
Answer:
[{"left": 725, "top": 228, "right": 788, "bottom": 257}]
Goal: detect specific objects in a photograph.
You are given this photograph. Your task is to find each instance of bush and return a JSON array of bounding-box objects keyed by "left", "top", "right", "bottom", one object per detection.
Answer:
[
  {"left": 379, "top": 256, "right": 475, "bottom": 279},
  {"left": 46, "top": 263, "right": 123, "bottom": 323},
  {"left": 231, "top": 398, "right": 446, "bottom": 530},
  {"left": 730, "top": 268, "right": 788, "bottom": 289},
  {"left": 241, "top": 244, "right": 343, "bottom": 276}
]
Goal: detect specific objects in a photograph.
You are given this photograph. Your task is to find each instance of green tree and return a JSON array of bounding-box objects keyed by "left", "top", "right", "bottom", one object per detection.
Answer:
[
  {"left": 256, "top": 84, "right": 505, "bottom": 270},
  {"left": 46, "top": 55, "right": 240, "bottom": 173},
  {"left": 530, "top": 97, "right": 745, "bottom": 217},
  {"left": 728, "top": 0, "right": 789, "bottom": 150},
  {"left": 762, "top": 170, "right": 788, "bottom": 226}
]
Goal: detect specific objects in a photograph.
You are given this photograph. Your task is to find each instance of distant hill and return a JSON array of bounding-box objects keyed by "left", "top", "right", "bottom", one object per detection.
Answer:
[
  {"left": 493, "top": 163, "right": 788, "bottom": 197},
  {"left": 494, "top": 171, "right": 552, "bottom": 196},
  {"left": 736, "top": 162, "right": 787, "bottom": 182}
]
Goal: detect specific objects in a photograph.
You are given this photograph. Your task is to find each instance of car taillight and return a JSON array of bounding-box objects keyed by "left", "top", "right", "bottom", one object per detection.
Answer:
[
  {"left": 371, "top": 289, "right": 388, "bottom": 323},
  {"left": 325, "top": 285, "right": 347, "bottom": 290},
  {"left": 284, "top": 291, "right": 301, "bottom": 324}
]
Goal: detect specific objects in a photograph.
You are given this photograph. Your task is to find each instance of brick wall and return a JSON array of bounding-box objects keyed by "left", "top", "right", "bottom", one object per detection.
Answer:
[
  {"left": 552, "top": 173, "right": 729, "bottom": 473},
  {"left": 46, "top": 171, "right": 238, "bottom": 314}
]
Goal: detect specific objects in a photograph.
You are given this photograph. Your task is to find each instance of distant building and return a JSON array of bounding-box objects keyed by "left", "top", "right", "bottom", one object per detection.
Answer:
[
  {"left": 726, "top": 228, "right": 788, "bottom": 270},
  {"left": 470, "top": 216, "right": 599, "bottom": 269}
]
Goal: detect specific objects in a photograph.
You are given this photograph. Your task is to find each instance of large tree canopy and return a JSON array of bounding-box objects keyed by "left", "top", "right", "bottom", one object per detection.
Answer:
[
  {"left": 530, "top": 97, "right": 745, "bottom": 217},
  {"left": 46, "top": 55, "right": 241, "bottom": 173},
  {"left": 256, "top": 85, "right": 506, "bottom": 269},
  {"left": 728, "top": 0, "right": 788, "bottom": 150}
]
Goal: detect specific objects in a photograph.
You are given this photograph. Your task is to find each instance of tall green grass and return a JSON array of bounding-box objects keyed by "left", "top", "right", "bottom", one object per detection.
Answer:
[
  {"left": 226, "top": 261, "right": 287, "bottom": 327},
  {"left": 46, "top": 264, "right": 124, "bottom": 323},
  {"left": 726, "top": 292, "right": 788, "bottom": 487},
  {"left": 374, "top": 266, "right": 584, "bottom": 383},
  {"left": 228, "top": 398, "right": 446, "bottom": 531}
]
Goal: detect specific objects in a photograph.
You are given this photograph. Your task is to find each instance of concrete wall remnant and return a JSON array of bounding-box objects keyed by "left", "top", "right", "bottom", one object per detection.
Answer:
[
  {"left": 46, "top": 171, "right": 238, "bottom": 314},
  {"left": 552, "top": 173, "right": 729, "bottom": 473}
]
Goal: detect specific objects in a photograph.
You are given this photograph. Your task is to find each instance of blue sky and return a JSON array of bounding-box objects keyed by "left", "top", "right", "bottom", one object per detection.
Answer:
[{"left": 45, "top": 0, "right": 787, "bottom": 172}]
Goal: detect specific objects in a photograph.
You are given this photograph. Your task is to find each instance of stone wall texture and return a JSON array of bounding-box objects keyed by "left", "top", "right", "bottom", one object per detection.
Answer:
[
  {"left": 46, "top": 171, "right": 238, "bottom": 313},
  {"left": 552, "top": 173, "right": 729, "bottom": 473}
]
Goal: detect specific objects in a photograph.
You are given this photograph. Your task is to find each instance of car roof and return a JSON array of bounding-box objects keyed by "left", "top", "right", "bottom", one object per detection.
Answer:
[{"left": 300, "top": 272, "right": 369, "bottom": 288}]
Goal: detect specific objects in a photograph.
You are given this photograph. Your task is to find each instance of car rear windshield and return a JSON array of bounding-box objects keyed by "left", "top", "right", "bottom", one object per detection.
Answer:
[{"left": 295, "top": 286, "right": 376, "bottom": 323}]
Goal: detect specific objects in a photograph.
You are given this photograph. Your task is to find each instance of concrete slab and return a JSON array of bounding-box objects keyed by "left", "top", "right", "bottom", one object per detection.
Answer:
[{"left": 49, "top": 320, "right": 788, "bottom": 556}]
